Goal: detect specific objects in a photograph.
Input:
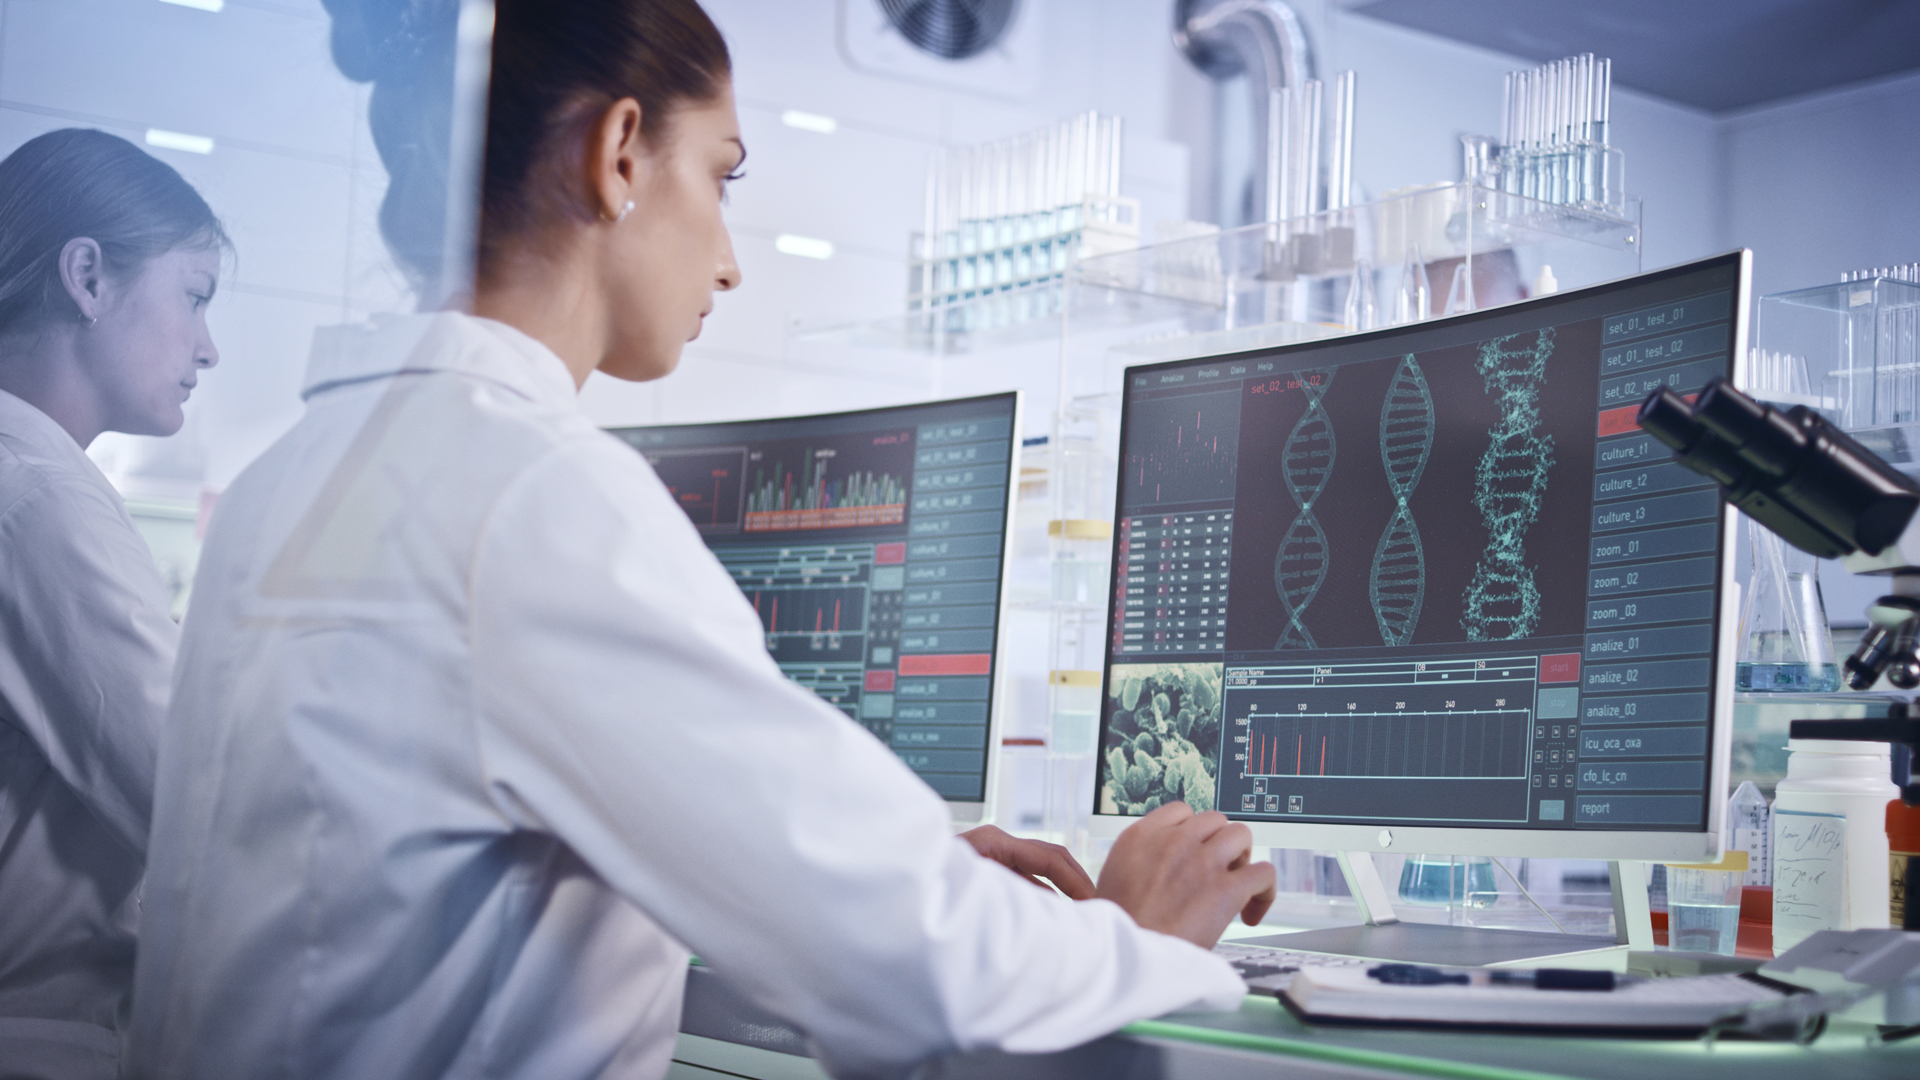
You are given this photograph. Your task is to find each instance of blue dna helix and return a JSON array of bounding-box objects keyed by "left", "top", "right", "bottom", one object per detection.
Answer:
[
  {"left": 1370, "top": 354, "right": 1434, "bottom": 646},
  {"left": 1273, "top": 370, "right": 1335, "bottom": 649},
  {"left": 1461, "top": 329, "right": 1557, "bottom": 640}
]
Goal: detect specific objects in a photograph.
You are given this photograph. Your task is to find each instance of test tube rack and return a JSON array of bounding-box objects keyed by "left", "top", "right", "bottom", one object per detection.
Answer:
[
  {"left": 1754, "top": 269, "right": 1920, "bottom": 463},
  {"left": 1488, "top": 52, "right": 1626, "bottom": 215},
  {"left": 907, "top": 112, "right": 1139, "bottom": 337}
]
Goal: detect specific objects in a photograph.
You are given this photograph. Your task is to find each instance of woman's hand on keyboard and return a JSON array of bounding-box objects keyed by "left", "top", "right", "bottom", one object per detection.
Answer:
[
  {"left": 960, "top": 825, "right": 1097, "bottom": 899},
  {"left": 1093, "top": 803, "right": 1278, "bottom": 949}
]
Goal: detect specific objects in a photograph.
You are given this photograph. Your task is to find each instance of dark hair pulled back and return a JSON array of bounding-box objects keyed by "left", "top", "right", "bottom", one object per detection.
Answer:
[
  {"left": 484, "top": 0, "right": 731, "bottom": 253},
  {"left": 0, "top": 129, "right": 226, "bottom": 334},
  {"left": 323, "top": 0, "right": 730, "bottom": 290}
]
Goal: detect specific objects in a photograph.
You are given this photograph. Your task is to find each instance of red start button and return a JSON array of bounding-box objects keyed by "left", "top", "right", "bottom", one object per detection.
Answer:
[{"left": 1539, "top": 653, "right": 1582, "bottom": 684}]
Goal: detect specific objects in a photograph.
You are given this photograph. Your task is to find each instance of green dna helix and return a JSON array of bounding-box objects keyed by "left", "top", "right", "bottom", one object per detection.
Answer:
[
  {"left": 1273, "top": 371, "right": 1335, "bottom": 649},
  {"left": 1370, "top": 355, "right": 1434, "bottom": 646},
  {"left": 1461, "top": 329, "right": 1557, "bottom": 640}
]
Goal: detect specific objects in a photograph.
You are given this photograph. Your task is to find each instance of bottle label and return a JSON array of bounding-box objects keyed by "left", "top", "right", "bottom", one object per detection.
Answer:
[
  {"left": 1895, "top": 851, "right": 1913, "bottom": 928},
  {"left": 1774, "top": 810, "right": 1847, "bottom": 946}
]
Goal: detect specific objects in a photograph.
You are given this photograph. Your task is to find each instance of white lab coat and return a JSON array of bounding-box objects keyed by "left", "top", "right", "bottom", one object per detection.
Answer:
[
  {"left": 129, "top": 313, "right": 1242, "bottom": 1080},
  {"left": 0, "top": 389, "right": 177, "bottom": 1080}
]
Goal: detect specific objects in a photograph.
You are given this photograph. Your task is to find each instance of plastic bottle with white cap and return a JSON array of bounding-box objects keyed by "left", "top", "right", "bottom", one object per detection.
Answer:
[{"left": 1772, "top": 739, "right": 1896, "bottom": 954}]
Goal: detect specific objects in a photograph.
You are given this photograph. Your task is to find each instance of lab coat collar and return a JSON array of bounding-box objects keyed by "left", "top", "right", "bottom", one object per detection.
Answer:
[
  {"left": 0, "top": 386, "right": 86, "bottom": 461},
  {"left": 0, "top": 387, "right": 123, "bottom": 504},
  {"left": 301, "top": 312, "right": 579, "bottom": 409}
]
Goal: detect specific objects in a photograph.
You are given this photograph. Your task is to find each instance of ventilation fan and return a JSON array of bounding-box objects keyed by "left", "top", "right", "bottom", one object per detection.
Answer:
[
  {"left": 839, "top": 0, "right": 1040, "bottom": 99},
  {"left": 877, "top": 0, "right": 1017, "bottom": 60}
]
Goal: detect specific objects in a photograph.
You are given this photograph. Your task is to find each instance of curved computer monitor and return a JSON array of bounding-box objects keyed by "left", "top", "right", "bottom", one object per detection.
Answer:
[
  {"left": 1090, "top": 253, "right": 1749, "bottom": 864},
  {"left": 609, "top": 391, "right": 1022, "bottom": 825}
]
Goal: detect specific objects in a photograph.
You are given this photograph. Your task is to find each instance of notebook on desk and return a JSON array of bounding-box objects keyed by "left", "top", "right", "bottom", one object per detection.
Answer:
[{"left": 1269, "top": 929, "right": 1920, "bottom": 1037}]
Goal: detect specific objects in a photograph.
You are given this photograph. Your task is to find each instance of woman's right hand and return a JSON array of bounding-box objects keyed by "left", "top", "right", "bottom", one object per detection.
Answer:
[{"left": 1094, "top": 802, "right": 1276, "bottom": 949}]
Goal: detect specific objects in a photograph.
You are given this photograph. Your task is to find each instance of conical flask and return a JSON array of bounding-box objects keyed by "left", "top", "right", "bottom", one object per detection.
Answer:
[
  {"left": 1735, "top": 525, "right": 1839, "bottom": 692},
  {"left": 1397, "top": 854, "right": 1496, "bottom": 909}
]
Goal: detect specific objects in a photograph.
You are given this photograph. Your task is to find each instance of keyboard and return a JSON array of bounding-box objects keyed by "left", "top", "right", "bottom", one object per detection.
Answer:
[{"left": 1213, "top": 939, "right": 1367, "bottom": 992}]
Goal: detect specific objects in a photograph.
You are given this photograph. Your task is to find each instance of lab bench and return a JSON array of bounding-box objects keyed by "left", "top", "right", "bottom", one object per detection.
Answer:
[{"left": 671, "top": 963, "right": 1919, "bottom": 1080}]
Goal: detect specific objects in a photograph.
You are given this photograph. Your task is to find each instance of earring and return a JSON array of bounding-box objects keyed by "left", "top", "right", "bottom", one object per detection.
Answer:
[{"left": 617, "top": 199, "right": 635, "bottom": 223}]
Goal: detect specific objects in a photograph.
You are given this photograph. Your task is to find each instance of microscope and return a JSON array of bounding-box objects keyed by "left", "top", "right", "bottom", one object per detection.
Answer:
[
  {"left": 1638, "top": 378, "right": 1920, "bottom": 809},
  {"left": 1641, "top": 379, "right": 1920, "bottom": 930}
]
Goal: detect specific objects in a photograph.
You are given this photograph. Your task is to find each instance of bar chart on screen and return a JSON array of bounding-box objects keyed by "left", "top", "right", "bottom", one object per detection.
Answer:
[
  {"left": 743, "top": 444, "right": 909, "bottom": 532},
  {"left": 1230, "top": 656, "right": 1539, "bottom": 780}
]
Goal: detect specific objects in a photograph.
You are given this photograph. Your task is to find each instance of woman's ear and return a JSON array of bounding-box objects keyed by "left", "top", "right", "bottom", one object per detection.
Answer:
[
  {"left": 587, "top": 98, "right": 644, "bottom": 223},
  {"left": 58, "top": 237, "right": 106, "bottom": 324}
]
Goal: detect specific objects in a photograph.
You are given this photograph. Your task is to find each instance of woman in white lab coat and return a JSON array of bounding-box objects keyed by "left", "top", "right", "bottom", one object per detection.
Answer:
[
  {"left": 130, "top": 2, "right": 1275, "bottom": 1077},
  {"left": 0, "top": 128, "right": 223, "bottom": 1080}
]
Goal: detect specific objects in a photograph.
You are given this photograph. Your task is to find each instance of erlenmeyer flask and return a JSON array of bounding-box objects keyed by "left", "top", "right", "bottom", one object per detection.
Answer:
[
  {"left": 1736, "top": 525, "right": 1839, "bottom": 692},
  {"left": 1397, "top": 854, "right": 1496, "bottom": 909}
]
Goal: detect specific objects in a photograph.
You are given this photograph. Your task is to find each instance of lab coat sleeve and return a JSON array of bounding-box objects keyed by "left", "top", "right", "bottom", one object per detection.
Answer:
[
  {"left": 466, "top": 438, "right": 1244, "bottom": 1078},
  {"left": 0, "top": 477, "right": 174, "bottom": 856}
]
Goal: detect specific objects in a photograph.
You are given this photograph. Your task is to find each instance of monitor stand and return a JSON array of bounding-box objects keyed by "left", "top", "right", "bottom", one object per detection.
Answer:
[{"left": 1235, "top": 852, "right": 1654, "bottom": 969}]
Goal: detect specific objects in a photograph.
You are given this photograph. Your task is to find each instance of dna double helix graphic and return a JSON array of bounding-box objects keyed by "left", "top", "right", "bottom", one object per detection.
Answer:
[
  {"left": 1370, "top": 355, "right": 1433, "bottom": 646},
  {"left": 1461, "top": 329, "right": 1557, "bottom": 640},
  {"left": 1274, "top": 371, "right": 1335, "bottom": 649}
]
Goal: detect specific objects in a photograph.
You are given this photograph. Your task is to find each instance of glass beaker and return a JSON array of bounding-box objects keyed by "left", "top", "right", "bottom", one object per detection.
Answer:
[
  {"left": 1397, "top": 854, "right": 1497, "bottom": 908},
  {"left": 1666, "top": 858, "right": 1746, "bottom": 955},
  {"left": 1735, "top": 525, "right": 1839, "bottom": 692}
]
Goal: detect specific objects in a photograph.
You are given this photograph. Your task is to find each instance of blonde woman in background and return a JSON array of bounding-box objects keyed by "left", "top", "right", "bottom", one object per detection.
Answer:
[{"left": 0, "top": 128, "right": 223, "bottom": 1080}]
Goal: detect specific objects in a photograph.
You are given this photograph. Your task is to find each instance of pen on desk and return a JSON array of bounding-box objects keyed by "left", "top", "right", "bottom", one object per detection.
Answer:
[
  {"left": 1368, "top": 963, "right": 1633, "bottom": 991},
  {"left": 1488, "top": 968, "right": 1625, "bottom": 991}
]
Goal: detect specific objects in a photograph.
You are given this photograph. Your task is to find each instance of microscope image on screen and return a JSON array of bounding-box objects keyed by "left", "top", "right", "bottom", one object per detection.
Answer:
[
  {"left": 1098, "top": 663, "right": 1223, "bottom": 815},
  {"left": 1225, "top": 321, "right": 1599, "bottom": 653}
]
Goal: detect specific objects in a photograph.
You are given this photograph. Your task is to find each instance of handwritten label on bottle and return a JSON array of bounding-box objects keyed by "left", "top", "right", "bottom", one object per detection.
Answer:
[{"left": 1774, "top": 810, "right": 1846, "bottom": 941}]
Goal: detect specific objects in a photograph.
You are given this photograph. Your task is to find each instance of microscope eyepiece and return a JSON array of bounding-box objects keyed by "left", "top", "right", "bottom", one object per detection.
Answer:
[{"left": 1638, "top": 379, "right": 1920, "bottom": 559}]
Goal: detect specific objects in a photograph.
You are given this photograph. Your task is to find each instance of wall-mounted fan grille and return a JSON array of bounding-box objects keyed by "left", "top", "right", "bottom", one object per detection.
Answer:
[{"left": 877, "top": 0, "right": 1017, "bottom": 60}]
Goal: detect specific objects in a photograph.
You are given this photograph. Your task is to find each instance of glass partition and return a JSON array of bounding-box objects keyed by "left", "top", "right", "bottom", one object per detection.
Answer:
[{"left": 9, "top": 0, "right": 492, "bottom": 611}]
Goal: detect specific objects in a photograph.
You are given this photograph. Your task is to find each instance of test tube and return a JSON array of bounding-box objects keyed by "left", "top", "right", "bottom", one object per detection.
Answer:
[
  {"left": 1267, "top": 85, "right": 1290, "bottom": 229},
  {"left": 1331, "top": 70, "right": 1356, "bottom": 210},
  {"left": 1303, "top": 78, "right": 1324, "bottom": 223}
]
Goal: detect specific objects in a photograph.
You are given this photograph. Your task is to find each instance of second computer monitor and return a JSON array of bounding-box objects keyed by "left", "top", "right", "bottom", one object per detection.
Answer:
[
  {"left": 609, "top": 392, "right": 1021, "bottom": 823},
  {"left": 1092, "top": 253, "right": 1748, "bottom": 863}
]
